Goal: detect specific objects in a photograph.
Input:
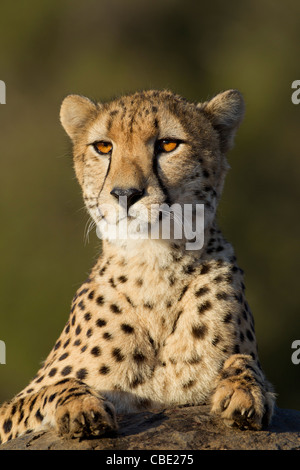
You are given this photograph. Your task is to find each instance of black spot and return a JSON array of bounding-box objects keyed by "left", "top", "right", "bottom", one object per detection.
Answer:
[
  {"left": 110, "top": 304, "right": 122, "bottom": 314},
  {"left": 35, "top": 375, "right": 44, "bottom": 384},
  {"left": 84, "top": 312, "right": 91, "bottom": 321},
  {"left": 182, "top": 379, "right": 196, "bottom": 389},
  {"left": 212, "top": 335, "right": 221, "bottom": 346},
  {"left": 78, "top": 300, "right": 85, "bottom": 311},
  {"left": 99, "top": 267, "right": 107, "bottom": 276},
  {"left": 130, "top": 375, "right": 145, "bottom": 388},
  {"left": 216, "top": 291, "right": 229, "bottom": 300},
  {"left": 192, "top": 324, "right": 208, "bottom": 339},
  {"left": 118, "top": 275, "right": 128, "bottom": 283},
  {"left": 198, "top": 300, "right": 212, "bottom": 314},
  {"left": 112, "top": 347, "right": 125, "bottom": 362},
  {"left": 235, "top": 293, "right": 243, "bottom": 304},
  {"left": 144, "top": 301, "right": 153, "bottom": 309},
  {"left": 3, "top": 419, "right": 12, "bottom": 434},
  {"left": 215, "top": 246, "right": 224, "bottom": 252},
  {"left": 135, "top": 278, "right": 143, "bottom": 286},
  {"left": 78, "top": 288, "right": 89, "bottom": 296},
  {"left": 187, "top": 354, "right": 201, "bottom": 365},
  {"left": 73, "top": 339, "right": 81, "bottom": 346},
  {"left": 76, "top": 368, "right": 88, "bottom": 380},
  {"left": 223, "top": 313, "right": 232, "bottom": 323},
  {"left": 96, "top": 318, "right": 107, "bottom": 327},
  {"left": 75, "top": 325, "right": 82, "bottom": 335},
  {"left": 109, "top": 109, "right": 119, "bottom": 117},
  {"left": 88, "top": 290, "right": 95, "bottom": 300},
  {"left": 240, "top": 331, "right": 245, "bottom": 342},
  {"left": 246, "top": 329, "right": 254, "bottom": 342},
  {"left": 59, "top": 352, "right": 69, "bottom": 361},
  {"left": 96, "top": 295, "right": 105, "bottom": 305},
  {"left": 103, "top": 332, "right": 113, "bottom": 340},
  {"left": 35, "top": 409, "right": 44, "bottom": 422},
  {"left": 81, "top": 345, "right": 87, "bottom": 353},
  {"left": 99, "top": 365, "right": 110, "bottom": 375},
  {"left": 202, "top": 169, "right": 210, "bottom": 178},
  {"left": 49, "top": 368, "right": 57, "bottom": 377},
  {"left": 171, "top": 309, "right": 183, "bottom": 334},
  {"left": 121, "top": 323, "right": 134, "bottom": 334},
  {"left": 195, "top": 286, "right": 210, "bottom": 297},
  {"left": 109, "top": 278, "right": 116, "bottom": 288},
  {"left": 91, "top": 346, "right": 101, "bottom": 357},
  {"left": 183, "top": 264, "right": 195, "bottom": 275},
  {"left": 133, "top": 349, "right": 146, "bottom": 363},
  {"left": 200, "top": 264, "right": 210, "bottom": 275},
  {"left": 234, "top": 344, "right": 240, "bottom": 354},
  {"left": 54, "top": 340, "right": 61, "bottom": 351},
  {"left": 29, "top": 396, "right": 37, "bottom": 411},
  {"left": 63, "top": 338, "right": 70, "bottom": 349},
  {"left": 178, "top": 285, "right": 188, "bottom": 301},
  {"left": 125, "top": 295, "right": 134, "bottom": 306},
  {"left": 61, "top": 366, "right": 72, "bottom": 376},
  {"left": 86, "top": 328, "right": 93, "bottom": 338}
]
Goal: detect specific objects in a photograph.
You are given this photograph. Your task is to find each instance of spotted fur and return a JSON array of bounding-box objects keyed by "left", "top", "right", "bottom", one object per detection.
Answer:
[{"left": 0, "top": 89, "right": 275, "bottom": 444}]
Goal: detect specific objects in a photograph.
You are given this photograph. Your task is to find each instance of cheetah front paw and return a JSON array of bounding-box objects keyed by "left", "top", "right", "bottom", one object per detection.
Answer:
[
  {"left": 55, "top": 395, "right": 117, "bottom": 439},
  {"left": 210, "top": 355, "right": 275, "bottom": 430},
  {"left": 211, "top": 380, "right": 266, "bottom": 430}
]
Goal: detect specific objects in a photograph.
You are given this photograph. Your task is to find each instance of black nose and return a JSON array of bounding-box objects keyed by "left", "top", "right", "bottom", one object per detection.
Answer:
[{"left": 110, "top": 187, "right": 145, "bottom": 208}]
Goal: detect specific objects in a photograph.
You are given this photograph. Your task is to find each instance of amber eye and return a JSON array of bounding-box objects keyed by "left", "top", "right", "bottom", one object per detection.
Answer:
[
  {"left": 156, "top": 139, "right": 180, "bottom": 154},
  {"left": 93, "top": 141, "right": 113, "bottom": 155}
]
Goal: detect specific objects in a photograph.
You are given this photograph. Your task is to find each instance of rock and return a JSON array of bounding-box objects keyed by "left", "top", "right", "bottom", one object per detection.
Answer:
[{"left": 1, "top": 405, "right": 300, "bottom": 451}]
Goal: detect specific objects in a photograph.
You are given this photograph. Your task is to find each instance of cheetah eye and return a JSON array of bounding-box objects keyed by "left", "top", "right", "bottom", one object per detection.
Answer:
[
  {"left": 155, "top": 139, "right": 180, "bottom": 154},
  {"left": 92, "top": 141, "right": 113, "bottom": 155}
]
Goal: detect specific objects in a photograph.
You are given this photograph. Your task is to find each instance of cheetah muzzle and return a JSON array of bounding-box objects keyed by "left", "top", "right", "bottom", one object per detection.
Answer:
[{"left": 0, "top": 89, "right": 276, "bottom": 444}]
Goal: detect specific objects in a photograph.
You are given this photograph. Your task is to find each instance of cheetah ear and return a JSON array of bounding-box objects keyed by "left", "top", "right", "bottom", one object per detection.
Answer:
[
  {"left": 60, "top": 94, "right": 98, "bottom": 141},
  {"left": 198, "top": 90, "right": 245, "bottom": 153}
]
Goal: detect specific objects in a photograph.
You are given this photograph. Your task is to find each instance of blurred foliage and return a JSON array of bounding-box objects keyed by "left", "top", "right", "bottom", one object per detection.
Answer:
[{"left": 0, "top": 0, "right": 299, "bottom": 410}]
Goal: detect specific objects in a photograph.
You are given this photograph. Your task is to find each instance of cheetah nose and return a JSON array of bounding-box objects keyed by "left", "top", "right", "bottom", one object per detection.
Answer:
[{"left": 110, "top": 187, "right": 145, "bottom": 209}]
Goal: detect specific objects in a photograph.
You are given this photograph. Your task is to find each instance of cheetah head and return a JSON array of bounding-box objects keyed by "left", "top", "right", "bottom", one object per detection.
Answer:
[{"left": 60, "top": 89, "right": 244, "bottom": 250}]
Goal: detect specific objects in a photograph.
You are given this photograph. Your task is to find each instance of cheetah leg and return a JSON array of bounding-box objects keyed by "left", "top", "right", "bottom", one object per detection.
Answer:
[
  {"left": 211, "top": 354, "right": 276, "bottom": 430},
  {"left": 0, "top": 378, "right": 117, "bottom": 444}
]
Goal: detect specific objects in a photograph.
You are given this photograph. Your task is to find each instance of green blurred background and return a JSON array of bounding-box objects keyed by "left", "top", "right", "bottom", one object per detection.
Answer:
[{"left": 0, "top": 0, "right": 299, "bottom": 410}]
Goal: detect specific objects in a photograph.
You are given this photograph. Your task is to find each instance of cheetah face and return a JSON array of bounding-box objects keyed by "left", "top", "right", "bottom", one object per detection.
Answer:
[{"left": 60, "top": 90, "right": 244, "bottom": 248}]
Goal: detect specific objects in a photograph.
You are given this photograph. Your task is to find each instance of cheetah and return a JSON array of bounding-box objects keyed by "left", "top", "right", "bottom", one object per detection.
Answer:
[{"left": 0, "top": 89, "right": 276, "bottom": 444}]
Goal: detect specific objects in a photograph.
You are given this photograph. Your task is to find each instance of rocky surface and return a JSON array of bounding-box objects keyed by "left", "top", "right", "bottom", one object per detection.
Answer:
[{"left": 1, "top": 405, "right": 300, "bottom": 451}]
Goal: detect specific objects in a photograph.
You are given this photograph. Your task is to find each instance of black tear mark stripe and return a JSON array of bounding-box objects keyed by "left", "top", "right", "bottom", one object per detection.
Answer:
[
  {"left": 97, "top": 155, "right": 112, "bottom": 201},
  {"left": 152, "top": 155, "right": 172, "bottom": 205}
]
